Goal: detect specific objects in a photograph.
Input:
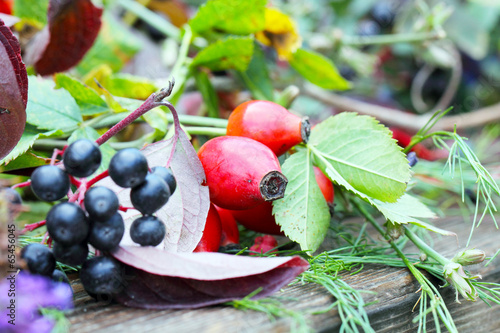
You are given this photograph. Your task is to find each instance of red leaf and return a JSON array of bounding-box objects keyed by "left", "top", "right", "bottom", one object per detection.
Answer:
[
  {"left": 0, "top": 18, "right": 27, "bottom": 160},
  {"left": 25, "top": 0, "right": 102, "bottom": 76},
  {"left": 112, "top": 246, "right": 309, "bottom": 309}
]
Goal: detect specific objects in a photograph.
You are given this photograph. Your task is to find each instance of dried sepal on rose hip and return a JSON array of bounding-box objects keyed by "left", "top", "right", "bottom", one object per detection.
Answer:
[
  {"left": 197, "top": 136, "right": 288, "bottom": 210},
  {"left": 226, "top": 100, "right": 310, "bottom": 156},
  {"left": 231, "top": 167, "right": 334, "bottom": 235}
]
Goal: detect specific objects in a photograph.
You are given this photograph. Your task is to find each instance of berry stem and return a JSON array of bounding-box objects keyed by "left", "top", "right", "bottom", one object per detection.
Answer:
[
  {"left": 12, "top": 180, "right": 31, "bottom": 189},
  {"left": 86, "top": 170, "right": 110, "bottom": 188},
  {"left": 22, "top": 220, "right": 46, "bottom": 233},
  {"left": 95, "top": 80, "right": 176, "bottom": 147},
  {"left": 50, "top": 148, "right": 64, "bottom": 165}
]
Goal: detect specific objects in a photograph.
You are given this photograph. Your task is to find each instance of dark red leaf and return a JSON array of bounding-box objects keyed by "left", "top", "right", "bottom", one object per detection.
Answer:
[
  {"left": 25, "top": 0, "right": 102, "bottom": 76},
  {"left": 0, "top": 18, "right": 27, "bottom": 160},
  {"left": 112, "top": 246, "right": 309, "bottom": 309}
]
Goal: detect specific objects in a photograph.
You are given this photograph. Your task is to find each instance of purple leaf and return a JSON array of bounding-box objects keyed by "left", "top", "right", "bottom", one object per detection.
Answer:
[
  {"left": 97, "top": 130, "right": 210, "bottom": 252},
  {"left": 25, "top": 0, "right": 102, "bottom": 76},
  {"left": 112, "top": 246, "right": 310, "bottom": 309},
  {"left": 0, "top": 18, "right": 27, "bottom": 160}
]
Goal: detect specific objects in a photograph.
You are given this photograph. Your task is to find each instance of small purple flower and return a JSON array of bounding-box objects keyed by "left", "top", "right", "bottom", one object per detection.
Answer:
[{"left": 0, "top": 271, "right": 73, "bottom": 333}]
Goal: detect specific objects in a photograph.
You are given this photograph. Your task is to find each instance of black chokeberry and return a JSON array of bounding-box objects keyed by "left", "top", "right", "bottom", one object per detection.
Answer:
[
  {"left": 46, "top": 202, "right": 89, "bottom": 246},
  {"left": 2, "top": 187, "right": 21, "bottom": 205},
  {"left": 1, "top": 187, "right": 22, "bottom": 216},
  {"left": 80, "top": 256, "right": 124, "bottom": 295},
  {"left": 130, "top": 174, "right": 170, "bottom": 215},
  {"left": 130, "top": 215, "right": 166, "bottom": 246},
  {"left": 53, "top": 241, "right": 89, "bottom": 266},
  {"left": 30, "top": 165, "right": 70, "bottom": 201},
  {"left": 52, "top": 269, "right": 70, "bottom": 285},
  {"left": 20, "top": 243, "right": 55, "bottom": 277},
  {"left": 108, "top": 148, "right": 148, "bottom": 188},
  {"left": 151, "top": 166, "right": 176, "bottom": 194},
  {"left": 88, "top": 212, "right": 125, "bottom": 252},
  {"left": 84, "top": 186, "right": 119, "bottom": 222},
  {"left": 63, "top": 139, "right": 102, "bottom": 178}
]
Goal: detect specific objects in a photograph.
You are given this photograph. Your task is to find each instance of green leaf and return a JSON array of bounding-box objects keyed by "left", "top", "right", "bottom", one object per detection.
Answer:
[
  {"left": 68, "top": 127, "right": 115, "bottom": 175},
  {"left": 54, "top": 74, "right": 109, "bottom": 116},
  {"left": 236, "top": 42, "right": 274, "bottom": 101},
  {"left": 76, "top": 13, "right": 142, "bottom": 75},
  {"left": 191, "top": 37, "right": 254, "bottom": 72},
  {"left": 373, "top": 194, "right": 436, "bottom": 225},
  {"left": 193, "top": 69, "right": 220, "bottom": 118},
  {"left": 0, "top": 124, "right": 63, "bottom": 166},
  {"left": 13, "top": 0, "right": 49, "bottom": 29},
  {"left": 309, "top": 113, "right": 410, "bottom": 203},
  {"left": 273, "top": 149, "right": 331, "bottom": 253},
  {"left": 1, "top": 151, "right": 51, "bottom": 172},
  {"left": 102, "top": 73, "right": 158, "bottom": 100},
  {"left": 189, "top": 0, "right": 266, "bottom": 35},
  {"left": 289, "top": 48, "right": 351, "bottom": 90},
  {"left": 26, "top": 76, "right": 82, "bottom": 131}
]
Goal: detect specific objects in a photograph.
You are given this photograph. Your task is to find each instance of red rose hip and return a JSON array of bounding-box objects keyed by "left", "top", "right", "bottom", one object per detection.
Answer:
[
  {"left": 214, "top": 205, "right": 240, "bottom": 247},
  {"left": 198, "top": 136, "right": 288, "bottom": 210},
  {"left": 194, "top": 204, "right": 222, "bottom": 252},
  {"left": 231, "top": 201, "right": 283, "bottom": 236},
  {"left": 226, "top": 100, "right": 310, "bottom": 156}
]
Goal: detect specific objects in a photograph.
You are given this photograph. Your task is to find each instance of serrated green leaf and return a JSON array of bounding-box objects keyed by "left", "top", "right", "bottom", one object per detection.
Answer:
[
  {"left": 310, "top": 113, "right": 410, "bottom": 203},
  {"left": 1, "top": 151, "right": 51, "bottom": 172},
  {"left": 13, "top": 0, "right": 49, "bottom": 29},
  {"left": 189, "top": 0, "right": 266, "bottom": 35},
  {"left": 68, "top": 127, "right": 115, "bottom": 176},
  {"left": 289, "top": 48, "right": 350, "bottom": 90},
  {"left": 0, "top": 124, "right": 64, "bottom": 166},
  {"left": 191, "top": 37, "right": 254, "bottom": 72},
  {"left": 26, "top": 76, "right": 82, "bottom": 131},
  {"left": 373, "top": 194, "right": 436, "bottom": 225},
  {"left": 54, "top": 74, "right": 109, "bottom": 116},
  {"left": 273, "top": 149, "right": 330, "bottom": 253}
]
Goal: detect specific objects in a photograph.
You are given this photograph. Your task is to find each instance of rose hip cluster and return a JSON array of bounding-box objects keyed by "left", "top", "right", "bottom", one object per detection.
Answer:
[
  {"left": 22, "top": 138, "right": 176, "bottom": 295},
  {"left": 195, "top": 100, "right": 335, "bottom": 251}
]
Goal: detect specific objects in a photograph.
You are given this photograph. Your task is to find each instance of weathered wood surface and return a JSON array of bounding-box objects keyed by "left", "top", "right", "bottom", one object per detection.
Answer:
[{"left": 67, "top": 216, "right": 500, "bottom": 332}]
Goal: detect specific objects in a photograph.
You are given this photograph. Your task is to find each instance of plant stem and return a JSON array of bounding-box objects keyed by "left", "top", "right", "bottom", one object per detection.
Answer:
[
  {"left": 403, "top": 131, "right": 452, "bottom": 153},
  {"left": 342, "top": 30, "right": 445, "bottom": 46},
  {"left": 185, "top": 127, "right": 226, "bottom": 136},
  {"left": 404, "top": 227, "right": 450, "bottom": 266},
  {"left": 91, "top": 113, "right": 228, "bottom": 129},
  {"left": 95, "top": 81, "right": 177, "bottom": 146},
  {"left": 116, "top": 0, "right": 180, "bottom": 40}
]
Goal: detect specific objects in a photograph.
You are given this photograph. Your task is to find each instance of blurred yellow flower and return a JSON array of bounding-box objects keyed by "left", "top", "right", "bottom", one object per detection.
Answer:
[{"left": 255, "top": 8, "right": 302, "bottom": 60}]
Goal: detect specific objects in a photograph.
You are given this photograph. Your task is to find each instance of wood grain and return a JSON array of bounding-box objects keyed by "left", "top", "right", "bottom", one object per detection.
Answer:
[{"left": 67, "top": 216, "right": 500, "bottom": 332}]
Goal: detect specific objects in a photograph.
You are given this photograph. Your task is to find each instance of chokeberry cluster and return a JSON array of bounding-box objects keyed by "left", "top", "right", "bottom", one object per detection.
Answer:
[
  {"left": 22, "top": 139, "right": 177, "bottom": 298},
  {"left": 108, "top": 148, "right": 175, "bottom": 247}
]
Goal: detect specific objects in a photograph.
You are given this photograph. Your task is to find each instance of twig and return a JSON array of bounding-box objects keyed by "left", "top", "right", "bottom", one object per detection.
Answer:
[{"left": 304, "top": 84, "right": 500, "bottom": 132}]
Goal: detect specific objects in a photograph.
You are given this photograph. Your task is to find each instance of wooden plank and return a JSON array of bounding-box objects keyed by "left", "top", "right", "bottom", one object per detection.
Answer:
[{"left": 67, "top": 216, "right": 500, "bottom": 332}]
